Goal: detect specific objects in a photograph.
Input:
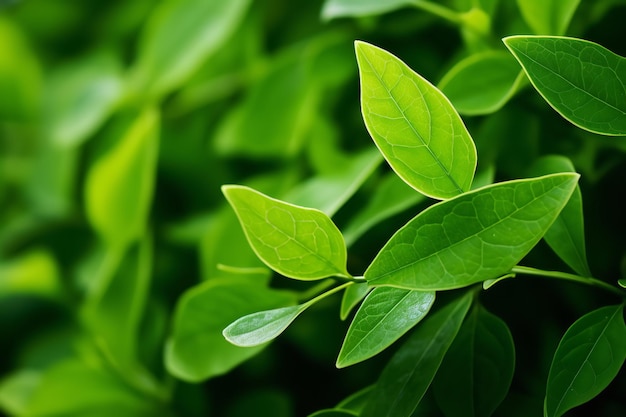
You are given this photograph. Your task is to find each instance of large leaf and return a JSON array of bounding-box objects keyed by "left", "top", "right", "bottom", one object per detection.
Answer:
[
  {"left": 355, "top": 41, "right": 477, "bottom": 200},
  {"left": 432, "top": 306, "right": 515, "bottom": 417},
  {"left": 165, "top": 278, "right": 296, "bottom": 382},
  {"left": 515, "top": 0, "right": 580, "bottom": 35},
  {"left": 84, "top": 108, "right": 159, "bottom": 248},
  {"left": 336, "top": 287, "right": 435, "bottom": 368},
  {"left": 438, "top": 51, "right": 524, "bottom": 116},
  {"left": 364, "top": 174, "right": 579, "bottom": 290},
  {"left": 545, "top": 304, "right": 626, "bottom": 417},
  {"left": 222, "top": 185, "right": 350, "bottom": 280},
  {"left": 361, "top": 291, "right": 473, "bottom": 417},
  {"left": 504, "top": 36, "right": 626, "bottom": 136},
  {"left": 529, "top": 156, "right": 591, "bottom": 277}
]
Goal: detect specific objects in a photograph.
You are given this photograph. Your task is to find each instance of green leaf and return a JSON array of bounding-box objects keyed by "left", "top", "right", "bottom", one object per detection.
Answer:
[
  {"left": 545, "top": 304, "right": 626, "bottom": 417},
  {"left": 308, "top": 410, "right": 358, "bottom": 417},
  {"left": 336, "top": 288, "right": 435, "bottom": 368},
  {"left": 515, "top": 0, "right": 580, "bottom": 35},
  {"left": 223, "top": 304, "right": 306, "bottom": 347},
  {"left": 131, "top": 0, "right": 251, "bottom": 98},
  {"left": 165, "top": 278, "right": 296, "bottom": 382},
  {"left": 222, "top": 185, "right": 350, "bottom": 280},
  {"left": 504, "top": 36, "right": 626, "bottom": 136},
  {"left": 432, "top": 306, "right": 515, "bottom": 417},
  {"left": 529, "top": 155, "right": 591, "bottom": 277},
  {"left": 84, "top": 107, "right": 159, "bottom": 248},
  {"left": 361, "top": 291, "right": 473, "bottom": 417},
  {"left": 438, "top": 51, "right": 524, "bottom": 115},
  {"left": 340, "top": 282, "right": 370, "bottom": 320},
  {"left": 0, "top": 370, "right": 40, "bottom": 416},
  {"left": 0, "top": 249, "right": 59, "bottom": 298},
  {"left": 336, "top": 385, "right": 375, "bottom": 414},
  {"left": 321, "top": 0, "right": 417, "bottom": 20},
  {"left": 355, "top": 41, "right": 477, "bottom": 200},
  {"left": 365, "top": 174, "right": 579, "bottom": 290}
]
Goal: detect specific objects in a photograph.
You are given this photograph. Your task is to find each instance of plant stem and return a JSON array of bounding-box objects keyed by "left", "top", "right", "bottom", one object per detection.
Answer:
[
  {"left": 512, "top": 265, "right": 625, "bottom": 298},
  {"left": 413, "top": 0, "right": 463, "bottom": 25}
]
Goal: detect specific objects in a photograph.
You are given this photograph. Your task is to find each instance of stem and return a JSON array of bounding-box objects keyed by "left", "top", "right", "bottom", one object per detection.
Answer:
[
  {"left": 413, "top": 0, "right": 463, "bottom": 25},
  {"left": 305, "top": 281, "right": 354, "bottom": 307},
  {"left": 511, "top": 266, "right": 625, "bottom": 298}
]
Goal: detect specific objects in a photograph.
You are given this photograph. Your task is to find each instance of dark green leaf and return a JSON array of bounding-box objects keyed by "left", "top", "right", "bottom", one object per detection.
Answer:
[
  {"left": 340, "top": 282, "right": 370, "bottom": 321},
  {"left": 308, "top": 410, "right": 358, "bottom": 417},
  {"left": 365, "top": 174, "right": 579, "bottom": 290},
  {"left": 336, "top": 385, "right": 375, "bottom": 414},
  {"left": 545, "top": 304, "right": 626, "bottom": 417},
  {"left": 361, "top": 291, "right": 473, "bottom": 417}
]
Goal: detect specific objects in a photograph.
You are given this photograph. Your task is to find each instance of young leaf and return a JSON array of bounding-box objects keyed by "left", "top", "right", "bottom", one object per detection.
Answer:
[
  {"left": 222, "top": 185, "right": 350, "bottom": 280},
  {"left": 504, "top": 36, "right": 626, "bottom": 136},
  {"left": 355, "top": 41, "right": 477, "bottom": 200},
  {"left": 336, "top": 288, "right": 435, "bottom": 368},
  {"left": 340, "top": 282, "right": 370, "bottom": 320},
  {"left": 223, "top": 304, "right": 306, "bottom": 347},
  {"left": 432, "top": 305, "right": 515, "bottom": 417},
  {"left": 361, "top": 291, "right": 473, "bottom": 417},
  {"left": 365, "top": 174, "right": 579, "bottom": 290},
  {"left": 321, "top": 0, "right": 417, "bottom": 20},
  {"left": 165, "top": 278, "right": 296, "bottom": 382},
  {"left": 438, "top": 51, "right": 524, "bottom": 115},
  {"left": 545, "top": 304, "right": 626, "bottom": 417},
  {"left": 529, "top": 155, "right": 591, "bottom": 277},
  {"left": 515, "top": 0, "right": 580, "bottom": 35}
]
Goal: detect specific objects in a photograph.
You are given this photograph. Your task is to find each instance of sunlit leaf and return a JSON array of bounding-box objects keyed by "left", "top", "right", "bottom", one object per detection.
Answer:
[
  {"left": 515, "top": 0, "right": 580, "bottom": 35},
  {"left": 222, "top": 185, "right": 350, "bottom": 280},
  {"left": 504, "top": 36, "right": 626, "bottom": 136},
  {"left": 336, "top": 288, "right": 435, "bottom": 367},
  {"left": 529, "top": 155, "right": 591, "bottom": 277},
  {"left": 545, "top": 304, "right": 626, "bottom": 417},
  {"left": 361, "top": 291, "right": 473, "bottom": 417},
  {"left": 355, "top": 41, "right": 477, "bottom": 199},
  {"left": 0, "top": 249, "right": 59, "bottom": 298},
  {"left": 432, "top": 305, "right": 515, "bottom": 417},
  {"left": 165, "top": 278, "right": 296, "bottom": 381},
  {"left": 438, "top": 51, "right": 524, "bottom": 115},
  {"left": 365, "top": 174, "right": 579, "bottom": 290}
]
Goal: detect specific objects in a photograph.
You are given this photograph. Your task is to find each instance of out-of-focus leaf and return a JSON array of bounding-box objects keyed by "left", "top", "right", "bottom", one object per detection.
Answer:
[
  {"left": 336, "top": 288, "right": 435, "bottom": 367},
  {"left": 433, "top": 306, "right": 515, "bottom": 417},
  {"left": 165, "top": 278, "right": 296, "bottom": 382},
  {"left": 222, "top": 185, "right": 350, "bottom": 280},
  {"left": 438, "top": 51, "right": 524, "bottom": 115},
  {"left": 515, "top": 0, "right": 580, "bottom": 35},
  {"left": 355, "top": 41, "right": 477, "bottom": 200},
  {"left": 0, "top": 370, "right": 40, "bottom": 416},
  {"left": 336, "top": 385, "right": 375, "bottom": 414},
  {"left": 131, "top": 0, "right": 252, "bottom": 98},
  {"left": 545, "top": 304, "right": 626, "bottom": 417},
  {"left": 340, "top": 282, "right": 370, "bottom": 320},
  {"left": 0, "top": 249, "right": 59, "bottom": 298},
  {"left": 308, "top": 410, "right": 358, "bottom": 417},
  {"left": 84, "top": 107, "right": 159, "bottom": 248},
  {"left": 504, "top": 36, "right": 626, "bottom": 136}
]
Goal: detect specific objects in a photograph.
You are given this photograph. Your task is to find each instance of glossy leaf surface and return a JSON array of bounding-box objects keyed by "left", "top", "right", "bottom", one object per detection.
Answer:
[
  {"left": 337, "top": 288, "right": 435, "bottom": 367},
  {"left": 222, "top": 185, "right": 349, "bottom": 280},
  {"left": 322, "top": 0, "right": 416, "bottom": 20},
  {"left": 515, "top": 0, "right": 580, "bottom": 35},
  {"left": 504, "top": 36, "right": 626, "bottom": 136},
  {"left": 433, "top": 306, "right": 515, "bottom": 417},
  {"left": 545, "top": 304, "right": 626, "bottom": 417},
  {"left": 365, "top": 174, "right": 579, "bottom": 290},
  {"left": 223, "top": 304, "right": 306, "bottom": 347},
  {"left": 355, "top": 41, "right": 477, "bottom": 199},
  {"left": 361, "top": 291, "right": 473, "bottom": 417}
]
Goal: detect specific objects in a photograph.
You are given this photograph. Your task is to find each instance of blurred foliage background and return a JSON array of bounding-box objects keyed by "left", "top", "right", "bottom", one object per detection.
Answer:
[{"left": 1, "top": 0, "right": 625, "bottom": 416}]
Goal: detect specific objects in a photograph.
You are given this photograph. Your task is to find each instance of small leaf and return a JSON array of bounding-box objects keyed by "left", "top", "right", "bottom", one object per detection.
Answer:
[
  {"left": 355, "top": 41, "right": 477, "bottom": 199},
  {"left": 321, "top": 0, "right": 417, "bottom": 20},
  {"left": 337, "top": 288, "right": 435, "bottom": 367},
  {"left": 438, "top": 51, "right": 524, "bottom": 115},
  {"left": 504, "top": 36, "right": 626, "bottom": 136},
  {"left": 529, "top": 155, "right": 591, "bottom": 277},
  {"left": 361, "top": 291, "right": 473, "bottom": 417},
  {"left": 618, "top": 279, "right": 626, "bottom": 288},
  {"left": 222, "top": 185, "right": 349, "bottom": 280},
  {"left": 340, "top": 282, "right": 370, "bottom": 320},
  {"left": 223, "top": 304, "right": 306, "bottom": 347},
  {"left": 365, "top": 174, "right": 579, "bottom": 290},
  {"left": 432, "top": 305, "right": 515, "bottom": 417},
  {"left": 308, "top": 410, "right": 358, "bottom": 417},
  {"left": 515, "top": 0, "right": 580, "bottom": 35},
  {"left": 545, "top": 304, "right": 626, "bottom": 417}
]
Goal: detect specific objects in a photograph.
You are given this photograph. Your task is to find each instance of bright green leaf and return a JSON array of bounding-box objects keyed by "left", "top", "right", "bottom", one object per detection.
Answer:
[
  {"left": 84, "top": 107, "right": 159, "bottom": 248},
  {"left": 355, "top": 41, "right": 477, "bottom": 199},
  {"left": 438, "top": 51, "right": 524, "bottom": 115},
  {"left": 336, "top": 288, "right": 435, "bottom": 368},
  {"left": 515, "top": 0, "right": 580, "bottom": 35},
  {"left": 432, "top": 305, "right": 515, "bottom": 417},
  {"left": 0, "top": 249, "right": 59, "bottom": 298},
  {"left": 0, "top": 370, "right": 40, "bottom": 416},
  {"left": 361, "top": 291, "right": 473, "bottom": 417},
  {"left": 165, "top": 278, "right": 296, "bottom": 382},
  {"left": 340, "top": 282, "right": 370, "bottom": 320},
  {"left": 365, "top": 174, "right": 579, "bottom": 290},
  {"left": 222, "top": 185, "right": 350, "bottom": 280},
  {"left": 504, "top": 36, "right": 626, "bottom": 136},
  {"left": 529, "top": 155, "right": 591, "bottom": 277},
  {"left": 223, "top": 304, "right": 306, "bottom": 347},
  {"left": 545, "top": 304, "right": 626, "bottom": 417}
]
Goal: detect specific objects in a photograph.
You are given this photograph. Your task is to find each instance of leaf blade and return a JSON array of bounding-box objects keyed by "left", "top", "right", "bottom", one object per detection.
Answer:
[{"left": 223, "top": 304, "right": 306, "bottom": 347}]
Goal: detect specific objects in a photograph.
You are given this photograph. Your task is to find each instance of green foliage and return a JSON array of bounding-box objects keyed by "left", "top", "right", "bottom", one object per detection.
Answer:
[{"left": 2, "top": 0, "right": 626, "bottom": 416}]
